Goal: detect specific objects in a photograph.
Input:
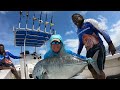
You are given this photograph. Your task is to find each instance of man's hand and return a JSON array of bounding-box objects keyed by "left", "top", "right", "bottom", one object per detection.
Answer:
[
  {"left": 4, "top": 59, "right": 12, "bottom": 64},
  {"left": 87, "top": 58, "right": 95, "bottom": 64},
  {"left": 108, "top": 43, "right": 116, "bottom": 55}
]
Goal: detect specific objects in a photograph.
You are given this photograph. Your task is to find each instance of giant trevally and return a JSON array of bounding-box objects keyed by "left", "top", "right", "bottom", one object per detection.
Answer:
[{"left": 32, "top": 50, "right": 100, "bottom": 79}]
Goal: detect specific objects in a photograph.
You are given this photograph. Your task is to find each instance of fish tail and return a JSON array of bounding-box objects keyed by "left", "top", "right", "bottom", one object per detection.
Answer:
[{"left": 88, "top": 50, "right": 100, "bottom": 75}]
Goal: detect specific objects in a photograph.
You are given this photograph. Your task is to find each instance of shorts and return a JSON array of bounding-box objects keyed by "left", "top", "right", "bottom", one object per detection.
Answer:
[{"left": 86, "top": 43, "right": 106, "bottom": 70}]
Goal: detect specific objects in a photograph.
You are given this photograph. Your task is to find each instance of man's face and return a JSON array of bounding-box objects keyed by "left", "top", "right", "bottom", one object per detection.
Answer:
[
  {"left": 72, "top": 15, "right": 84, "bottom": 28},
  {"left": 0, "top": 46, "right": 4, "bottom": 54},
  {"left": 51, "top": 41, "right": 61, "bottom": 53}
]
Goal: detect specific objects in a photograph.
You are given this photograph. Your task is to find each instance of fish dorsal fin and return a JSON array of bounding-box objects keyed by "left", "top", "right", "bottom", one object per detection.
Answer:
[{"left": 90, "top": 50, "right": 100, "bottom": 74}]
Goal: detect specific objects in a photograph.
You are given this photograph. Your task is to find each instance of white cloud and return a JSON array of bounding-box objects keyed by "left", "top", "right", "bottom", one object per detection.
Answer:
[
  {"left": 0, "top": 32, "right": 14, "bottom": 45},
  {"left": 64, "top": 39, "right": 79, "bottom": 48},
  {"left": 98, "top": 19, "right": 120, "bottom": 48},
  {"left": 64, "top": 39, "right": 86, "bottom": 56},
  {"left": 97, "top": 15, "right": 108, "bottom": 30},
  {"left": 65, "top": 30, "right": 74, "bottom": 35},
  {"left": 109, "top": 20, "right": 120, "bottom": 47},
  {"left": 0, "top": 11, "right": 9, "bottom": 14}
]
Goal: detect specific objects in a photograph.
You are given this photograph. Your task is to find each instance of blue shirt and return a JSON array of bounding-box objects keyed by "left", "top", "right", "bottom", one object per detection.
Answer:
[
  {"left": 77, "top": 22, "right": 112, "bottom": 54},
  {"left": 0, "top": 51, "right": 21, "bottom": 61}
]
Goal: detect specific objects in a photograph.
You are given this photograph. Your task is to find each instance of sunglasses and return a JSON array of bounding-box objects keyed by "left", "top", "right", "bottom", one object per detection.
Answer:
[{"left": 51, "top": 41, "right": 61, "bottom": 45}]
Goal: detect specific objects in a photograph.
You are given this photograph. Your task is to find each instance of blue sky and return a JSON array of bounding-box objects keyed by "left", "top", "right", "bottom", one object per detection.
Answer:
[{"left": 0, "top": 11, "right": 120, "bottom": 64}]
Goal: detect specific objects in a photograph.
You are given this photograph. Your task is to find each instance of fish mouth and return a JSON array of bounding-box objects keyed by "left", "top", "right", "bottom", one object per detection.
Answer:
[{"left": 34, "top": 73, "right": 48, "bottom": 79}]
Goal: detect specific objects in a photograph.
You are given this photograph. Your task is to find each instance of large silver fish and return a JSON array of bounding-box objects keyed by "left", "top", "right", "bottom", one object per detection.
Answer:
[{"left": 32, "top": 50, "right": 100, "bottom": 79}]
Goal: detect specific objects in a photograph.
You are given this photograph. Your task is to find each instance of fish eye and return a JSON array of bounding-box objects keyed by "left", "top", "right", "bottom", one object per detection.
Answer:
[
  {"left": 42, "top": 71, "right": 48, "bottom": 79},
  {"left": 36, "top": 76, "right": 39, "bottom": 79}
]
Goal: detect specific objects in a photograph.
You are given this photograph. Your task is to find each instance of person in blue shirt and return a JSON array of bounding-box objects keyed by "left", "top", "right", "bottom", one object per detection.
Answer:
[
  {"left": 44, "top": 34, "right": 91, "bottom": 63},
  {"left": 0, "top": 44, "right": 21, "bottom": 79},
  {"left": 72, "top": 13, "right": 116, "bottom": 79}
]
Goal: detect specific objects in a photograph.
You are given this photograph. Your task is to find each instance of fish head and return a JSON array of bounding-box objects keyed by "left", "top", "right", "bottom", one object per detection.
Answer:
[{"left": 32, "top": 63, "right": 48, "bottom": 79}]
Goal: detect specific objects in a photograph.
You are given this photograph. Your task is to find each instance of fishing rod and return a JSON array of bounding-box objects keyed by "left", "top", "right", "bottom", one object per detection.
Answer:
[
  {"left": 50, "top": 12, "right": 54, "bottom": 34},
  {"left": 32, "top": 12, "right": 37, "bottom": 30},
  {"left": 19, "top": 11, "right": 22, "bottom": 28},
  {"left": 44, "top": 12, "right": 49, "bottom": 32},
  {"left": 38, "top": 11, "right": 43, "bottom": 31},
  {"left": 26, "top": 11, "right": 29, "bottom": 29}
]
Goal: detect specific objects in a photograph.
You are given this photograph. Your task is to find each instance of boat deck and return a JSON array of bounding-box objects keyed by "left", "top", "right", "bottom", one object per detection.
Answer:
[{"left": 0, "top": 69, "right": 15, "bottom": 79}]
